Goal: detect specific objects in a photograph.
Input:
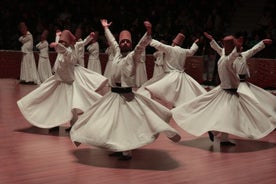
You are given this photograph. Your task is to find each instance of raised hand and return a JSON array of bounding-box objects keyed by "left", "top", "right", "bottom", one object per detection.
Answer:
[
  {"left": 100, "top": 19, "right": 112, "bottom": 28},
  {"left": 56, "top": 30, "right": 62, "bottom": 36},
  {"left": 144, "top": 21, "right": 152, "bottom": 35},
  {"left": 90, "top": 32, "right": 95, "bottom": 38},
  {"left": 204, "top": 32, "right": 213, "bottom": 41},
  {"left": 263, "top": 39, "right": 272, "bottom": 45},
  {"left": 49, "top": 42, "right": 58, "bottom": 48},
  {"left": 194, "top": 38, "right": 199, "bottom": 44}
]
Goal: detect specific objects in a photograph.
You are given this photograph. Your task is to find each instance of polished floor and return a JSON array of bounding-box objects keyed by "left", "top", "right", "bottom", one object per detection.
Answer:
[{"left": 0, "top": 79, "right": 275, "bottom": 184}]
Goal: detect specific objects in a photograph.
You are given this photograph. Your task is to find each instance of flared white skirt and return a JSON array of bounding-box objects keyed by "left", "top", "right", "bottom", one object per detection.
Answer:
[
  {"left": 135, "top": 62, "right": 148, "bottom": 87},
  {"left": 240, "top": 82, "right": 276, "bottom": 126},
  {"left": 103, "top": 60, "right": 112, "bottom": 81},
  {"left": 172, "top": 85, "right": 275, "bottom": 139},
  {"left": 70, "top": 92, "right": 180, "bottom": 152},
  {"left": 152, "top": 65, "right": 164, "bottom": 78},
  {"left": 17, "top": 76, "right": 102, "bottom": 128},
  {"left": 137, "top": 71, "right": 207, "bottom": 107},
  {"left": 74, "top": 65, "right": 108, "bottom": 91}
]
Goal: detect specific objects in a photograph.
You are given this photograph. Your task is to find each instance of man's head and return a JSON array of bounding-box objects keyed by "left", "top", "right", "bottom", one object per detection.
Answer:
[
  {"left": 19, "top": 22, "right": 28, "bottom": 35},
  {"left": 172, "top": 33, "right": 185, "bottom": 46},
  {"left": 234, "top": 32, "right": 244, "bottom": 45},
  {"left": 40, "top": 30, "right": 49, "bottom": 41},
  {"left": 59, "top": 30, "right": 76, "bottom": 47},
  {"left": 119, "top": 30, "right": 132, "bottom": 52},
  {"left": 75, "top": 27, "right": 82, "bottom": 41}
]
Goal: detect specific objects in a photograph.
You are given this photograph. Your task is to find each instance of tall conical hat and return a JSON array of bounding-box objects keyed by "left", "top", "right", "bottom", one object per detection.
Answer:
[
  {"left": 59, "top": 30, "right": 76, "bottom": 45},
  {"left": 223, "top": 35, "right": 235, "bottom": 55},
  {"left": 173, "top": 33, "right": 185, "bottom": 46}
]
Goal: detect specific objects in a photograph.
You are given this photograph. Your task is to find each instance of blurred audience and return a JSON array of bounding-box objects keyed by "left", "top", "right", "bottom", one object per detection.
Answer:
[{"left": 0, "top": 0, "right": 275, "bottom": 58}]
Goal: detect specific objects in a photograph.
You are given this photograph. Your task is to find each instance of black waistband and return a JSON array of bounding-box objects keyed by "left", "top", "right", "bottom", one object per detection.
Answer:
[
  {"left": 239, "top": 75, "right": 246, "bottom": 82},
  {"left": 224, "top": 88, "right": 237, "bottom": 93},
  {"left": 111, "top": 87, "right": 132, "bottom": 94}
]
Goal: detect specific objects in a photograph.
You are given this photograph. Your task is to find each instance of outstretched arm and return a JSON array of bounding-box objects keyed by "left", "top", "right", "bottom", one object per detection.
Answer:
[
  {"left": 186, "top": 38, "right": 199, "bottom": 57},
  {"left": 36, "top": 40, "right": 48, "bottom": 50},
  {"left": 242, "top": 39, "right": 272, "bottom": 59},
  {"left": 149, "top": 24, "right": 171, "bottom": 53},
  {"left": 100, "top": 19, "right": 120, "bottom": 54},
  {"left": 144, "top": 21, "right": 152, "bottom": 36},
  {"left": 82, "top": 32, "right": 95, "bottom": 46},
  {"left": 19, "top": 32, "right": 32, "bottom": 44},
  {"left": 133, "top": 21, "right": 152, "bottom": 61},
  {"left": 121, "top": 21, "right": 152, "bottom": 83},
  {"left": 204, "top": 32, "right": 223, "bottom": 56},
  {"left": 204, "top": 32, "right": 213, "bottom": 41},
  {"left": 263, "top": 39, "right": 272, "bottom": 45},
  {"left": 49, "top": 42, "right": 76, "bottom": 64},
  {"left": 50, "top": 31, "right": 60, "bottom": 49},
  {"left": 55, "top": 30, "right": 61, "bottom": 43}
]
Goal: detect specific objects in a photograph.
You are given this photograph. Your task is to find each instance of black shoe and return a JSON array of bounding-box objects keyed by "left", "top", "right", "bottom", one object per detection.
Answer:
[
  {"left": 19, "top": 80, "right": 27, "bottom": 84},
  {"left": 65, "top": 127, "right": 72, "bottom": 132},
  {"left": 48, "top": 126, "right": 59, "bottom": 132},
  {"left": 168, "top": 134, "right": 181, "bottom": 142},
  {"left": 26, "top": 81, "right": 35, "bottom": 85},
  {"left": 208, "top": 131, "right": 214, "bottom": 142},
  {"left": 220, "top": 141, "right": 236, "bottom": 146},
  {"left": 74, "top": 141, "right": 81, "bottom": 147},
  {"left": 118, "top": 155, "right": 132, "bottom": 161},
  {"left": 108, "top": 152, "right": 122, "bottom": 157}
]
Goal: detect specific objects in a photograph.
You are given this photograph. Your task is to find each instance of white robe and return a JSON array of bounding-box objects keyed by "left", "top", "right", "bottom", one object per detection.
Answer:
[
  {"left": 19, "top": 31, "right": 41, "bottom": 84},
  {"left": 172, "top": 40, "right": 275, "bottom": 139},
  {"left": 135, "top": 50, "right": 148, "bottom": 87},
  {"left": 137, "top": 39, "right": 206, "bottom": 107},
  {"left": 87, "top": 41, "right": 102, "bottom": 74},
  {"left": 17, "top": 43, "right": 107, "bottom": 128},
  {"left": 52, "top": 34, "right": 62, "bottom": 73},
  {"left": 103, "top": 45, "right": 115, "bottom": 83},
  {"left": 70, "top": 28, "right": 180, "bottom": 152},
  {"left": 152, "top": 50, "right": 165, "bottom": 77},
  {"left": 36, "top": 40, "right": 52, "bottom": 82},
  {"left": 234, "top": 41, "right": 276, "bottom": 126},
  {"left": 75, "top": 38, "right": 86, "bottom": 67}
]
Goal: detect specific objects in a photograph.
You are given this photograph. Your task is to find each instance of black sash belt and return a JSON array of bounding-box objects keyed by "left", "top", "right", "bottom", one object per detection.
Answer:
[
  {"left": 111, "top": 87, "right": 132, "bottom": 94},
  {"left": 239, "top": 74, "right": 246, "bottom": 82},
  {"left": 224, "top": 88, "right": 237, "bottom": 94}
]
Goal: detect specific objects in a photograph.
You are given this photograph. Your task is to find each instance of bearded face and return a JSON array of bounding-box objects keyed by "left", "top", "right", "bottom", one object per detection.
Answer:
[{"left": 119, "top": 39, "right": 132, "bottom": 53}]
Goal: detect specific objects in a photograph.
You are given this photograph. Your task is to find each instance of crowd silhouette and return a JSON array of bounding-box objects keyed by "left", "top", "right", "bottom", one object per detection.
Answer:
[{"left": 0, "top": 0, "right": 275, "bottom": 58}]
